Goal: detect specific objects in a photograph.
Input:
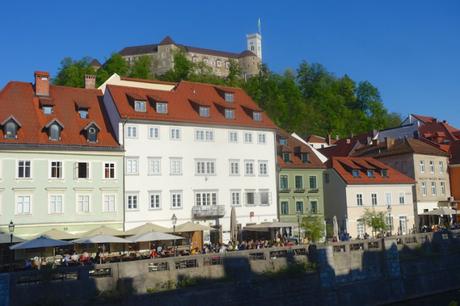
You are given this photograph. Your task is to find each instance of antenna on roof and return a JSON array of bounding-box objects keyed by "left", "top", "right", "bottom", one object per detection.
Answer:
[{"left": 258, "top": 18, "right": 262, "bottom": 35}]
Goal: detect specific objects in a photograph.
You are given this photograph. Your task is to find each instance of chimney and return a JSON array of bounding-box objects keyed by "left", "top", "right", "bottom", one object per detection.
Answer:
[
  {"left": 85, "top": 74, "right": 96, "bottom": 89},
  {"left": 34, "top": 71, "right": 50, "bottom": 96}
]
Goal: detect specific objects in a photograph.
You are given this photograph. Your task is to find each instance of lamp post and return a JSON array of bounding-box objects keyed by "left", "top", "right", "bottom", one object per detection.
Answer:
[
  {"left": 171, "top": 214, "right": 177, "bottom": 257},
  {"left": 296, "top": 212, "right": 301, "bottom": 244},
  {"left": 387, "top": 205, "right": 392, "bottom": 236},
  {"left": 8, "top": 220, "right": 15, "bottom": 272}
]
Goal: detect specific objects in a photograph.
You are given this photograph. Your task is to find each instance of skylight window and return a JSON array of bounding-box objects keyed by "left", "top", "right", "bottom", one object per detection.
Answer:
[
  {"left": 381, "top": 169, "right": 388, "bottom": 177},
  {"left": 224, "top": 93, "right": 234, "bottom": 102},
  {"left": 134, "top": 100, "right": 147, "bottom": 112},
  {"left": 352, "top": 170, "right": 360, "bottom": 177},
  {"left": 199, "top": 106, "right": 210, "bottom": 117},
  {"left": 156, "top": 102, "right": 168, "bottom": 114},
  {"left": 253, "top": 111, "right": 262, "bottom": 121},
  {"left": 42, "top": 106, "right": 53, "bottom": 115},
  {"left": 367, "top": 170, "right": 374, "bottom": 178},
  {"left": 78, "top": 108, "right": 89, "bottom": 119},
  {"left": 225, "top": 109, "right": 235, "bottom": 119}
]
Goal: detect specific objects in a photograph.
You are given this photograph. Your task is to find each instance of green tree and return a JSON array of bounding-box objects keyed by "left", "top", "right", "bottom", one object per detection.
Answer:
[
  {"left": 226, "top": 59, "right": 242, "bottom": 87},
  {"left": 362, "top": 208, "right": 388, "bottom": 237},
  {"left": 53, "top": 57, "right": 96, "bottom": 88},
  {"left": 129, "top": 55, "right": 152, "bottom": 79},
  {"left": 161, "top": 50, "right": 194, "bottom": 82},
  {"left": 96, "top": 53, "right": 129, "bottom": 86},
  {"left": 301, "top": 216, "right": 325, "bottom": 243}
]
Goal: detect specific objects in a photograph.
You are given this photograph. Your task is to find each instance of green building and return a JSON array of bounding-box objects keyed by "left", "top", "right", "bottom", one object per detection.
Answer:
[{"left": 277, "top": 132, "right": 326, "bottom": 228}]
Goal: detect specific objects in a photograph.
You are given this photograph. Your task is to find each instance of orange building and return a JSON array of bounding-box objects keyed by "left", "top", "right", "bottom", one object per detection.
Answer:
[{"left": 449, "top": 140, "right": 460, "bottom": 220}]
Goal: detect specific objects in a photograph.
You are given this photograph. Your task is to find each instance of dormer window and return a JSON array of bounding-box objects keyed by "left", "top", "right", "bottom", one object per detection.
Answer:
[
  {"left": 199, "top": 106, "right": 210, "bottom": 117},
  {"left": 78, "top": 108, "right": 89, "bottom": 119},
  {"left": 225, "top": 109, "right": 235, "bottom": 119},
  {"left": 352, "top": 170, "right": 360, "bottom": 177},
  {"left": 279, "top": 138, "right": 288, "bottom": 145},
  {"left": 45, "top": 119, "right": 64, "bottom": 141},
  {"left": 381, "top": 169, "right": 388, "bottom": 177},
  {"left": 283, "top": 153, "right": 290, "bottom": 162},
  {"left": 83, "top": 122, "right": 100, "bottom": 143},
  {"left": 367, "top": 170, "right": 374, "bottom": 178},
  {"left": 301, "top": 153, "right": 309, "bottom": 163},
  {"left": 43, "top": 106, "right": 53, "bottom": 115},
  {"left": 224, "top": 93, "right": 234, "bottom": 103},
  {"left": 4, "top": 121, "right": 18, "bottom": 139},
  {"left": 156, "top": 102, "right": 168, "bottom": 114},
  {"left": 134, "top": 100, "right": 147, "bottom": 112},
  {"left": 253, "top": 111, "right": 262, "bottom": 121}
]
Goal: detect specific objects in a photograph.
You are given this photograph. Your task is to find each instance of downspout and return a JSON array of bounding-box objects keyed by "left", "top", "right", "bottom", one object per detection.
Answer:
[{"left": 121, "top": 117, "right": 128, "bottom": 232}]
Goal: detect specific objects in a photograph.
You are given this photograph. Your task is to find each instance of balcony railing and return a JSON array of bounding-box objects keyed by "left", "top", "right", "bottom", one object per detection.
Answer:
[{"left": 192, "top": 205, "right": 225, "bottom": 219}]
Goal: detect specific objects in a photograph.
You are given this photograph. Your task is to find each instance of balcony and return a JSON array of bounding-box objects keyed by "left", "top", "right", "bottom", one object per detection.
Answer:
[{"left": 192, "top": 205, "right": 225, "bottom": 219}]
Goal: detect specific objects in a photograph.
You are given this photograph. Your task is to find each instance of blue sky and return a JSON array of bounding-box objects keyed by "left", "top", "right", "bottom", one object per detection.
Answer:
[{"left": 1, "top": 1, "right": 459, "bottom": 127}]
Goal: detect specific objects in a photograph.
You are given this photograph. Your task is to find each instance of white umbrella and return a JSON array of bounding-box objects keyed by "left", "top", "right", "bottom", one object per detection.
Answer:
[
  {"left": 0, "top": 233, "right": 25, "bottom": 244},
  {"left": 124, "top": 223, "right": 169, "bottom": 236},
  {"left": 333, "top": 216, "right": 339, "bottom": 239},
  {"left": 10, "top": 236, "right": 71, "bottom": 250},
  {"left": 127, "top": 232, "right": 184, "bottom": 243},
  {"left": 73, "top": 235, "right": 131, "bottom": 244},
  {"left": 230, "top": 206, "right": 238, "bottom": 242}
]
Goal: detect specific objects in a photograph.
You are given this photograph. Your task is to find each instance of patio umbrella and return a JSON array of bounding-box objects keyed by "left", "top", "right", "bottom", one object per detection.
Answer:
[
  {"left": 0, "top": 233, "right": 25, "bottom": 244},
  {"left": 230, "top": 206, "right": 238, "bottom": 242},
  {"left": 37, "top": 228, "right": 76, "bottom": 240},
  {"left": 333, "top": 216, "right": 339, "bottom": 239},
  {"left": 420, "top": 207, "right": 457, "bottom": 216},
  {"left": 127, "top": 232, "right": 184, "bottom": 243},
  {"left": 81, "top": 226, "right": 124, "bottom": 237},
  {"left": 10, "top": 236, "right": 71, "bottom": 250},
  {"left": 124, "top": 223, "right": 169, "bottom": 236},
  {"left": 171, "top": 222, "right": 212, "bottom": 232},
  {"left": 72, "top": 235, "right": 131, "bottom": 244}
]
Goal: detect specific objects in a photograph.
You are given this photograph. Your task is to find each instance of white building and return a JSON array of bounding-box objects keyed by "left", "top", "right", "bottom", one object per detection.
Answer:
[{"left": 101, "top": 77, "right": 278, "bottom": 241}]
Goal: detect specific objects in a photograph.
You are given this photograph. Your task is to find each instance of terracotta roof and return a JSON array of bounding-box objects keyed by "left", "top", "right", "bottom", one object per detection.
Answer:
[
  {"left": 106, "top": 80, "right": 277, "bottom": 129},
  {"left": 90, "top": 59, "right": 101, "bottom": 67},
  {"left": 319, "top": 138, "right": 360, "bottom": 158},
  {"left": 159, "top": 36, "right": 175, "bottom": 45},
  {"left": 0, "top": 81, "right": 120, "bottom": 149},
  {"left": 329, "top": 157, "right": 415, "bottom": 185},
  {"left": 354, "top": 138, "right": 449, "bottom": 158},
  {"left": 411, "top": 114, "right": 437, "bottom": 124},
  {"left": 120, "top": 76, "right": 177, "bottom": 86},
  {"left": 276, "top": 130, "right": 325, "bottom": 169},
  {"left": 419, "top": 121, "right": 460, "bottom": 144},
  {"left": 119, "top": 44, "right": 158, "bottom": 56},
  {"left": 306, "top": 134, "right": 327, "bottom": 143}
]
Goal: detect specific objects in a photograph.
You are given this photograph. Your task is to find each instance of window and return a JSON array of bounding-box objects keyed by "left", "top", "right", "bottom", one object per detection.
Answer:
[
  {"left": 281, "top": 201, "right": 289, "bottom": 215},
  {"left": 352, "top": 170, "right": 360, "bottom": 177},
  {"left": 421, "top": 182, "right": 427, "bottom": 196},
  {"left": 356, "top": 194, "right": 363, "bottom": 206},
  {"left": 148, "top": 158, "right": 161, "bottom": 175},
  {"left": 259, "top": 190, "right": 270, "bottom": 205},
  {"left": 156, "top": 102, "right": 168, "bottom": 114},
  {"left": 253, "top": 111, "right": 262, "bottom": 121},
  {"left": 229, "top": 160, "right": 240, "bottom": 176},
  {"left": 148, "top": 127, "right": 160, "bottom": 139},
  {"left": 229, "top": 131, "right": 238, "bottom": 143},
  {"left": 76, "top": 162, "right": 89, "bottom": 179},
  {"left": 399, "top": 216, "right": 408, "bottom": 235},
  {"left": 18, "top": 160, "right": 31, "bottom": 178},
  {"left": 199, "top": 106, "right": 210, "bottom": 117},
  {"left": 244, "top": 132, "right": 253, "bottom": 143},
  {"left": 103, "top": 194, "right": 116, "bottom": 212},
  {"left": 195, "top": 191, "right": 217, "bottom": 206},
  {"left": 283, "top": 153, "right": 290, "bottom": 162},
  {"left": 77, "top": 195, "right": 90, "bottom": 213},
  {"left": 244, "top": 160, "right": 254, "bottom": 176},
  {"left": 50, "top": 161, "right": 62, "bottom": 179},
  {"left": 440, "top": 181, "right": 446, "bottom": 195},
  {"left": 195, "top": 160, "right": 216, "bottom": 175},
  {"left": 126, "top": 194, "right": 138, "bottom": 210},
  {"left": 231, "top": 191, "right": 241, "bottom": 206},
  {"left": 78, "top": 108, "right": 88, "bottom": 119},
  {"left": 216, "top": 60, "right": 222, "bottom": 67},
  {"left": 49, "top": 124, "right": 61, "bottom": 141},
  {"left": 126, "top": 126, "right": 137, "bottom": 138},
  {"left": 171, "top": 191, "right": 182, "bottom": 208},
  {"left": 134, "top": 100, "right": 146, "bottom": 112},
  {"left": 367, "top": 170, "right": 374, "bottom": 178},
  {"left": 385, "top": 193, "right": 392, "bottom": 206},
  {"left": 170, "top": 128, "right": 181, "bottom": 140},
  {"left": 4, "top": 121, "right": 18, "bottom": 139},
  {"left": 170, "top": 158, "right": 182, "bottom": 175},
  {"left": 225, "top": 109, "right": 235, "bottom": 119},
  {"left": 419, "top": 160, "right": 425, "bottom": 173},
  {"left": 310, "top": 201, "right": 318, "bottom": 214},
  {"left": 104, "top": 163, "right": 115, "bottom": 179},
  {"left": 431, "top": 182, "right": 436, "bottom": 195},
  {"left": 245, "top": 191, "right": 256, "bottom": 205},
  {"left": 49, "top": 195, "right": 63, "bottom": 214},
  {"left": 381, "top": 169, "right": 388, "bottom": 177},
  {"left": 429, "top": 160, "right": 435, "bottom": 174},
  {"left": 43, "top": 106, "right": 53, "bottom": 115},
  {"left": 309, "top": 176, "right": 317, "bottom": 189},
  {"left": 224, "top": 93, "right": 234, "bottom": 103},
  {"left": 258, "top": 133, "right": 266, "bottom": 144},
  {"left": 371, "top": 193, "right": 378, "bottom": 206},
  {"left": 195, "top": 129, "right": 214, "bottom": 141},
  {"left": 149, "top": 192, "right": 161, "bottom": 209},
  {"left": 357, "top": 222, "right": 365, "bottom": 238},
  {"left": 279, "top": 138, "right": 287, "bottom": 145},
  {"left": 259, "top": 161, "right": 268, "bottom": 176},
  {"left": 439, "top": 161, "right": 444, "bottom": 174},
  {"left": 399, "top": 193, "right": 405, "bottom": 204},
  {"left": 280, "top": 175, "right": 289, "bottom": 190},
  {"left": 16, "top": 195, "right": 31, "bottom": 214},
  {"left": 126, "top": 158, "right": 139, "bottom": 175},
  {"left": 295, "top": 176, "right": 303, "bottom": 190},
  {"left": 87, "top": 126, "right": 98, "bottom": 142},
  {"left": 301, "top": 153, "right": 309, "bottom": 163},
  {"left": 296, "top": 201, "right": 304, "bottom": 213}
]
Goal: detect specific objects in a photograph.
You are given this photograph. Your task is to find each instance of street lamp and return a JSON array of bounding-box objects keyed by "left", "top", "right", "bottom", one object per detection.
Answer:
[
  {"left": 171, "top": 214, "right": 177, "bottom": 256},
  {"left": 8, "top": 220, "right": 15, "bottom": 271},
  {"left": 387, "top": 205, "right": 392, "bottom": 236},
  {"left": 296, "top": 212, "right": 301, "bottom": 244}
]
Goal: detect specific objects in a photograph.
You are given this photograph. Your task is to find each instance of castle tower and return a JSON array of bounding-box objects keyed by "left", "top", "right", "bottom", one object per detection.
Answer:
[{"left": 246, "top": 19, "right": 262, "bottom": 60}]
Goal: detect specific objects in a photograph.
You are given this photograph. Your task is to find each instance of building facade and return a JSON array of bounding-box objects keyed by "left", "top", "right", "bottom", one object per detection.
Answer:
[
  {"left": 0, "top": 72, "right": 124, "bottom": 238},
  {"left": 324, "top": 157, "right": 415, "bottom": 239},
  {"left": 277, "top": 132, "right": 325, "bottom": 226},
  {"left": 101, "top": 77, "right": 278, "bottom": 242},
  {"left": 119, "top": 35, "right": 261, "bottom": 78}
]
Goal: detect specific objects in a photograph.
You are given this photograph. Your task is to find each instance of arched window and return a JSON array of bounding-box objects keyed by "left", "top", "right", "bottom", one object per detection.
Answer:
[
  {"left": 49, "top": 124, "right": 60, "bottom": 141},
  {"left": 87, "top": 126, "right": 98, "bottom": 142},
  {"left": 4, "top": 121, "right": 18, "bottom": 139}
]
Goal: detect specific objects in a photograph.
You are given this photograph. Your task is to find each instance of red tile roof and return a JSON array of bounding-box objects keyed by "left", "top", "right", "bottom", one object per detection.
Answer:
[
  {"left": 306, "top": 134, "right": 327, "bottom": 143},
  {"left": 106, "top": 81, "right": 277, "bottom": 130},
  {"left": 329, "top": 157, "right": 415, "bottom": 185},
  {"left": 419, "top": 121, "right": 460, "bottom": 144},
  {"left": 277, "top": 131, "right": 325, "bottom": 169},
  {"left": 411, "top": 114, "right": 437, "bottom": 124},
  {"left": 0, "top": 81, "right": 120, "bottom": 149}
]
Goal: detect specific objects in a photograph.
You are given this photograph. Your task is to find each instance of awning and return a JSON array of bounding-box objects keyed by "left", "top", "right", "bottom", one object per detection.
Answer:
[
  {"left": 420, "top": 207, "right": 458, "bottom": 216},
  {"left": 124, "top": 223, "right": 169, "bottom": 236},
  {"left": 73, "top": 235, "right": 131, "bottom": 244},
  {"left": 127, "top": 232, "right": 184, "bottom": 243},
  {"left": 243, "top": 222, "right": 297, "bottom": 232},
  {"left": 37, "top": 228, "right": 76, "bottom": 240},
  {"left": 170, "top": 222, "right": 212, "bottom": 233},
  {"left": 0, "top": 233, "right": 25, "bottom": 244},
  {"left": 10, "top": 236, "right": 71, "bottom": 250},
  {"left": 81, "top": 226, "right": 125, "bottom": 237}
]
